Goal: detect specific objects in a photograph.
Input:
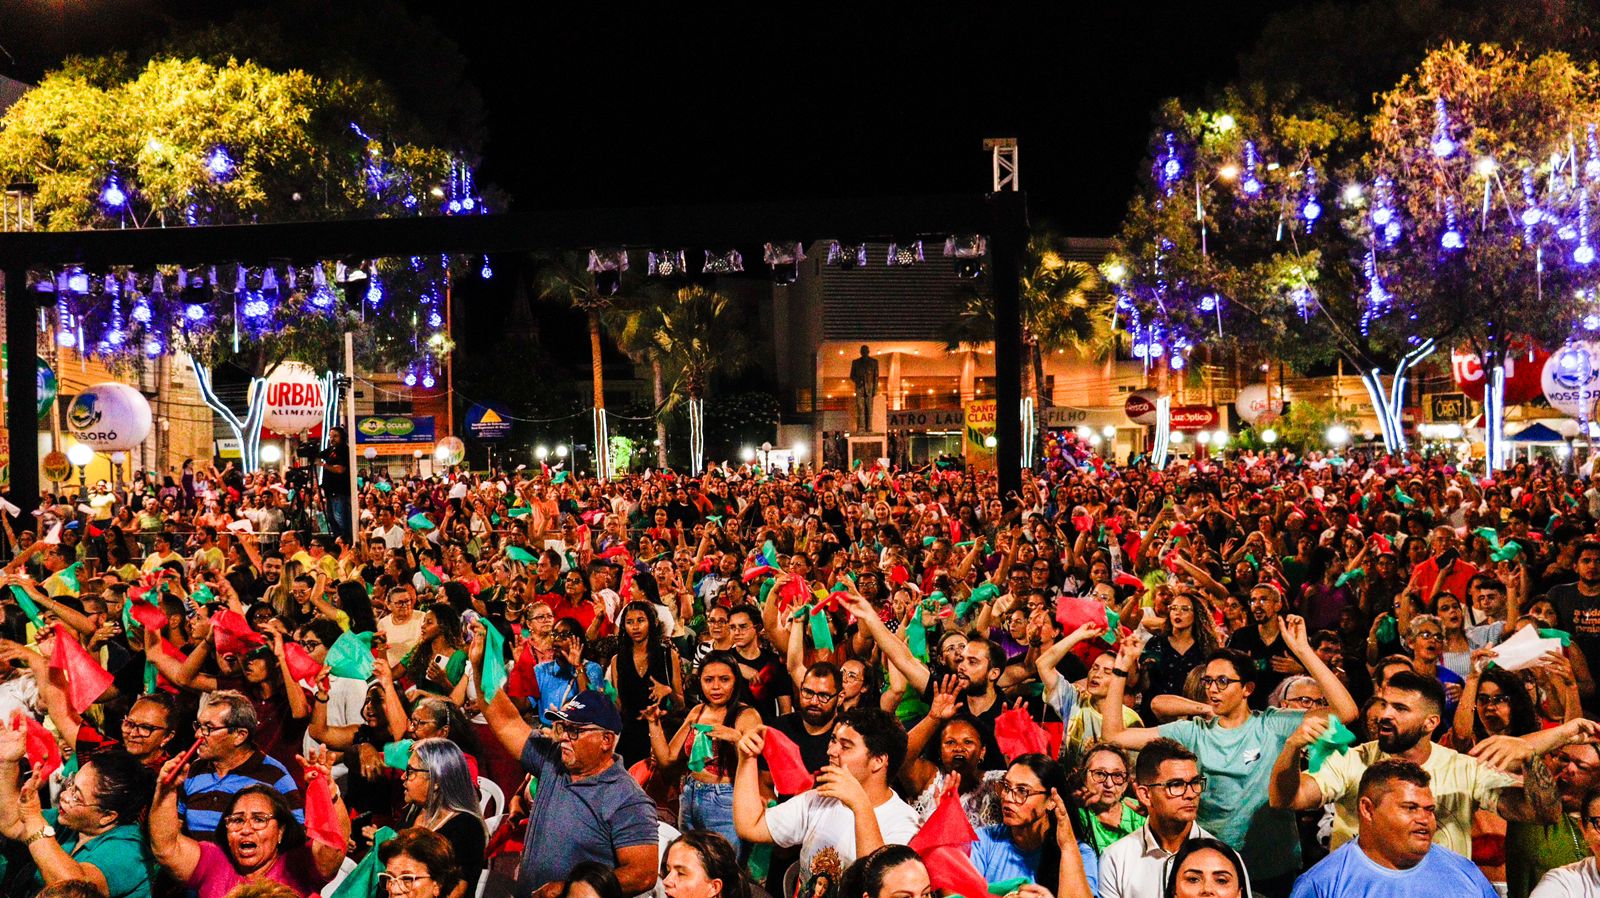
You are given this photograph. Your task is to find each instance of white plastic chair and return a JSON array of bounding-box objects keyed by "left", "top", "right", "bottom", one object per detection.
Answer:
[
  {"left": 324, "top": 856, "right": 359, "bottom": 896},
  {"left": 475, "top": 868, "right": 491, "bottom": 898},
  {"left": 478, "top": 776, "right": 506, "bottom": 837}
]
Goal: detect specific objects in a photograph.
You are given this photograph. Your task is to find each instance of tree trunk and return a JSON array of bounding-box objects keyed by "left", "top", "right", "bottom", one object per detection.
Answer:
[
  {"left": 688, "top": 392, "right": 705, "bottom": 474},
  {"left": 652, "top": 354, "right": 668, "bottom": 469}
]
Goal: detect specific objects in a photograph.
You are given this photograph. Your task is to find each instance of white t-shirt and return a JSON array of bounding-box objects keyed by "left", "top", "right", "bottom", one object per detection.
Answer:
[
  {"left": 1533, "top": 857, "right": 1600, "bottom": 898},
  {"left": 380, "top": 614, "right": 425, "bottom": 666},
  {"left": 370, "top": 523, "right": 405, "bottom": 550},
  {"left": 304, "top": 674, "right": 368, "bottom": 755},
  {"left": 764, "top": 789, "right": 920, "bottom": 880}
]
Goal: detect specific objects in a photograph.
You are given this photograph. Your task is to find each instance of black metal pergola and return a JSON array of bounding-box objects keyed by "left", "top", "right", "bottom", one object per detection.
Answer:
[{"left": 0, "top": 191, "right": 1029, "bottom": 506}]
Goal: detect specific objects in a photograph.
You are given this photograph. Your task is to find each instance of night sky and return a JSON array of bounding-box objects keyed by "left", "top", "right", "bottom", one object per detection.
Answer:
[{"left": 0, "top": 1, "right": 1290, "bottom": 236}]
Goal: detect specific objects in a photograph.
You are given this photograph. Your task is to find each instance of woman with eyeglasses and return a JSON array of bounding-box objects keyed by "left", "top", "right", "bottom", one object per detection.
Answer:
[
  {"left": 379, "top": 584, "right": 425, "bottom": 667},
  {"left": 0, "top": 741, "right": 154, "bottom": 898},
  {"left": 150, "top": 750, "right": 348, "bottom": 898},
  {"left": 970, "top": 754, "right": 1099, "bottom": 896},
  {"left": 1070, "top": 743, "right": 1145, "bottom": 856},
  {"left": 1403, "top": 613, "right": 1467, "bottom": 710},
  {"left": 398, "top": 738, "right": 486, "bottom": 894},
  {"left": 379, "top": 826, "right": 463, "bottom": 898},
  {"left": 644, "top": 653, "right": 761, "bottom": 854}
]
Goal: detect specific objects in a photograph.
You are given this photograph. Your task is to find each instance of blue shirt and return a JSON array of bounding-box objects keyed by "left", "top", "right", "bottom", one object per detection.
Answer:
[
  {"left": 969, "top": 825, "right": 1099, "bottom": 895},
  {"left": 1158, "top": 708, "right": 1305, "bottom": 879},
  {"left": 178, "top": 749, "right": 304, "bottom": 835},
  {"left": 532, "top": 659, "right": 608, "bottom": 724},
  {"left": 1290, "top": 840, "right": 1497, "bottom": 898},
  {"left": 516, "top": 734, "right": 659, "bottom": 898}
]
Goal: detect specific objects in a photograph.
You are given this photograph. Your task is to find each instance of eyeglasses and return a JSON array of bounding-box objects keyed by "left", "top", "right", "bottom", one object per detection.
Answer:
[
  {"left": 223, "top": 812, "right": 276, "bottom": 830},
  {"left": 997, "top": 781, "right": 1049, "bottom": 801},
  {"left": 300, "top": 639, "right": 323, "bottom": 651},
  {"left": 379, "top": 873, "right": 434, "bottom": 894},
  {"left": 1142, "top": 775, "right": 1208, "bottom": 797},
  {"left": 1087, "top": 769, "right": 1128, "bottom": 785},
  {"left": 1198, "top": 677, "right": 1242, "bottom": 690},
  {"left": 551, "top": 722, "right": 606, "bottom": 741},
  {"left": 60, "top": 779, "right": 100, "bottom": 809},
  {"left": 1415, "top": 632, "right": 1444, "bottom": 642},
  {"left": 800, "top": 688, "right": 839, "bottom": 703},
  {"left": 1478, "top": 693, "right": 1512, "bottom": 707},
  {"left": 1284, "top": 696, "right": 1329, "bottom": 709},
  {"left": 122, "top": 718, "right": 168, "bottom": 737},
  {"left": 403, "top": 766, "right": 430, "bottom": 779},
  {"left": 195, "top": 721, "right": 239, "bottom": 737}
]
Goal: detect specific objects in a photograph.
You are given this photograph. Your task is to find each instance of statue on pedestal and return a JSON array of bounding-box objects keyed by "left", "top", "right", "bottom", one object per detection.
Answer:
[{"left": 848, "top": 345, "right": 879, "bottom": 433}]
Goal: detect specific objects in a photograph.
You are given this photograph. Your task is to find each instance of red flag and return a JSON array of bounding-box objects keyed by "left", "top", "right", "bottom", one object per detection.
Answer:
[
  {"left": 1111, "top": 571, "right": 1144, "bottom": 590},
  {"left": 920, "top": 845, "right": 990, "bottom": 898},
  {"left": 1041, "top": 721, "right": 1065, "bottom": 759},
  {"left": 776, "top": 578, "right": 809, "bottom": 612},
  {"left": 210, "top": 609, "right": 266, "bottom": 656},
  {"left": 284, "top": 642, "right": 322, "bottom": 683},
  {"left": 47, "top": 624, "right": 114, "bottom": 715},
  {"left": 741, "top": 563, "right": 777, "bottom": 583},
  {"left": 909, "top": 778, "right": 977, "bottom": 855},
  {"left": 129, "top": 600, "right": 167, "bottom": 633},
  {"left": 10, "top": 711, "right": 61, "bottom": 779},
  {"left": 760, "top": 727, "right": 815, "bottom": 795},
  {"left": 303, "top": 773, "right": 345, "bottom": 850},
  {"left": 1057, "top": 595, "right": 1118, "bottom": 632},
  {"left": 994, "top": 707, "right": 1050, "bottom": 761}
]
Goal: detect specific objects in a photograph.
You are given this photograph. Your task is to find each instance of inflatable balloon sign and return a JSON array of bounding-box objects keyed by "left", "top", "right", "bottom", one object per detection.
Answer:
[
  {"left": 1234, "top": 384, "right": 1283, "bottom": 425},
  {"left": 1124, "top": 389, "right": 1161, "bottom": 426},
  {"left": 1452, "top": 339, "right": 1548, "bottom": 404},
  {"left": 434, "top": 436, "right": 465, "bottom": 467},
  {"left": 1541, "top": 341, "right": 1600, "bottom": 418},
  {"left": 66, "top": 383, "right": 152, "bottom": 451},
  {"left": 263, "top": 363, "right": 325, "bottom": 434}
]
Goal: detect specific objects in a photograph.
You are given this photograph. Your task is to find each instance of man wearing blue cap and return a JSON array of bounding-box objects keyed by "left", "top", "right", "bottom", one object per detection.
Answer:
[{"left": 475, "top": 623, "right": 659, "bottom": 898}]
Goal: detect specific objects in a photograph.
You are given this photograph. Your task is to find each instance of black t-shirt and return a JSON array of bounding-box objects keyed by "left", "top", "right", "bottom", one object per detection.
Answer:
[
  {"left": 1548, "top": 582, "right": 1600, "bottom": 670},
  {"left": 319, "top": 444, "right": 351, "bottom": 495},
  {"left": 770, "top": 712, "right": 834, "bottom": 774},
  {"left": 734, "top": 646, "right": 793, "bottom": 723},
  {"left": 1226, "top": 625, "right": 1293, "bottom": 710},
  {"left": 917, "top": 679, "right": 1008, "bottom": 770}
]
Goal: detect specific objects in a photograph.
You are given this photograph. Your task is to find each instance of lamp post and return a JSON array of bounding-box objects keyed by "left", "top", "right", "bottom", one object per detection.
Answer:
[
  {"left": 412, "top": 448, "right": 422, "bottom": 478},
  {"left": 66, "top": 443, "right": 94, "bottom": 498}
]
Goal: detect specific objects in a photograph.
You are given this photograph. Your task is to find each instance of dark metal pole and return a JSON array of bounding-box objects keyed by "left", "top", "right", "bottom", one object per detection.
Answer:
[
  {"left": 989, "top": 192, "right": 1028, "bottom": 498},
  {"left": 4, "top": 265, "right": 38, "bottom": 516}
]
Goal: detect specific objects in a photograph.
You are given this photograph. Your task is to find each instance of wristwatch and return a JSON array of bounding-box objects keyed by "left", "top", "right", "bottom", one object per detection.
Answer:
[
  {"left": 24, "top": 823, "right": 55, "bottom": 846},
  {"left": 1110, "top": 668, "right": 1130, "bottom": 678}
]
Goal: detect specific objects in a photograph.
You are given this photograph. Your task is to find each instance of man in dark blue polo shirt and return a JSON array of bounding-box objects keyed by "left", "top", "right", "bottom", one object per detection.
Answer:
[{"left": 474, "top": 623, "right": 658, "bottom": 898}]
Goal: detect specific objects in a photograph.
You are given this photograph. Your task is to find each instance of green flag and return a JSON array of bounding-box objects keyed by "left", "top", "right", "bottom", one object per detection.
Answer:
[
  {"left": 382, "top": 739, "right": 416, "bottom": 770},
  {"left": 687, "top": 724, "right": 715, "bottom": 773},
  {"left": 808, "top": 607, "right": 834, "bottom": 653},
  {"left": 1306, "top": 716, "right": 1359, "bottom": 773},
  {"left": 58, "top": 563, "right": 81, "bottom": 594},
  {"left": 1539, "top": 628, "right": 1573, "bottom": 647},
  {"left": 481, "top": 619, "right": 509, "bottom": 700},
  {"left": 420, "top": 566, "right": 443, "bottom": 587},
  {"left": 506, "top": 546, "right": 537, "bottom": 565},
  {"left": 508, "top": 506, "right": 532, "bottom": 518},
  {"left": 189, "top": 585, "right": 216, "bottom": 605},
  {"left": 9, "top": 585, "right": 42, "bottom": 627},
  {"left": 408, "top": 513, "right": 435, "bottom": 531},
  {"left": 326, "top": 631, "right": 375, "bottom": 680},
  {"left": 329, "top": 826, "right": 398, "bottom": 898},
  {"left": 989, "top": 878, "right": 1032, "bottom": 895}
]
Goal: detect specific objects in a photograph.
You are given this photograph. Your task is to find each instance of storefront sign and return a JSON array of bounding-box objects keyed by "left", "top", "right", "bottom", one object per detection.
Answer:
[
  {"left": 355, "top": 415, "right": 436, "bottom": 444},
  {"left": 1041, "top": 406, "right": 1126, "bottom": 430},
  {"left": 1427, "top": 392, "right": 1468, "bottom": 422},
  {"left": 886, "top": 408, "right": 964, "bottom": 429},
  {"left": 467, "top": 402, "right": 513, "bottom": 441},
  {"left": 963, "top": 400, "right": 996, "bottom": 471},
  {"left": 1170, "top": 406, "right": 1221, "bottom": 431}
]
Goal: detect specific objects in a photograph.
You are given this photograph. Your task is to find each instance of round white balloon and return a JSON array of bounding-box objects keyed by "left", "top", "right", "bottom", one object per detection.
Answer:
[
  {"left": 1235, "top": 384, "right": 1283, "bottom": 425},
  {"left": 434, "top": 436, "right": 466, "bottom": 467},
  {"left": 263, "top": 363, "right": 325, "bottom": 434},
  {"left": 66, "top": 382, "right": 152, "bottom": 451},
  {"left": 1541, "top": 341, "right": 1600, "bottom": 418},
  {"left": 1124, "top": 389, "right": 1162, "bottom": 426}
]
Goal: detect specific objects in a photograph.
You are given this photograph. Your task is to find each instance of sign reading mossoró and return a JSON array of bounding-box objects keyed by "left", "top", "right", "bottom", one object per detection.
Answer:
[
  {"left": 886, "top": 408, "right": 964, "bottom": 429},
  {"left": 355, "top": 415, "right": 437, "bottom": 444}
]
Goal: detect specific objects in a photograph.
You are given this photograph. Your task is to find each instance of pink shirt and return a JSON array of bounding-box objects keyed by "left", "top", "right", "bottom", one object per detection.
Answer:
[{"left": 186, "top": 840, "right": 332, "bottom": 898}]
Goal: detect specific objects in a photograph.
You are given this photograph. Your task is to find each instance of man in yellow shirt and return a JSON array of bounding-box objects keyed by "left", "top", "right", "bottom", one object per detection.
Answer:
[
  {"left": 141, "top": 531, "right": 184, "bottom": 574},
  {"left": 189, "top": 526, "right": 226, "bottom": 575},
  {"left": 1268, "top": 670, "right": 1560, "bottom": 855}
]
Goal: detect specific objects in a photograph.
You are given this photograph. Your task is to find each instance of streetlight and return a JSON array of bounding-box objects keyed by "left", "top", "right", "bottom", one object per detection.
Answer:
[
  {"left": 1169, "top": 431, "right": 1184, "bottom": 445},
  {"left": 555, "top": 444, "right": 568, "bottom": 459},
  {"left": 984, "top": 435, "right": 998, "bottom": 448},
  {"left": 412, "top": 448, "right": 423, "bottom": 476},
  {"left": 1212, "top": 431, "right": 1229, "bottom": 449},
  {"left": 1196, "top": 431, "right": 1212, "bottom": 446},
  {"left": 1101, "top": 425, "right": 1116, "bottom": 438},
  {"left": 260, "top": 444, "right": 283, "bottom": 466},
  {"left": 66, "top": 442, "right": 94, "bottom": 496},
  {"left": 1326, "top": 424, "right": 1350, "bottom": 447},
  {"left": 741, "top": 446, "right": 756, "bottom": 463},
  {"left": 1261, "top": 428, "right": 1279, "bottom": 444},
  {"left": 535, "top": 445, "right": 549, "bottom": 461}
]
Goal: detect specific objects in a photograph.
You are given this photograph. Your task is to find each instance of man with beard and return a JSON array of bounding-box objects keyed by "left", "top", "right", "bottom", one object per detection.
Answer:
[
  {"left": 847, "top": 591, "right": 1009, "bottom": 769},
  {"left": 1507, "top": 739, "right": 1600, "bottom": 898},
  {"left": 900, "top": 676, "right": 1004, "bottom": 827},
  {"left": 1227, "top": 583, "right": 1298, "bottom": 710},
  {"left": 1269, "top": 670, "right": 1560, "bottom": 857},
  {"left": 772, "top": 663, "right": 845, "bottom": 773},
  {"left": 1098, "top": 739, "right": 1213, "bottom": 898},
  {"left": 1289, "top": 759, "right": 1497, "bottom": 898}
]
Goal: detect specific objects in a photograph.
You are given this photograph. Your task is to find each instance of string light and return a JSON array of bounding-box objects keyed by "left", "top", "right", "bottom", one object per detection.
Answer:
[
  {"left": 1430, "top": 97, "right": 1457, "bottom": 158},
  {"left": 1241, "top": 141, "right": 1261, "bottom": 196},
  {"left": 1440, "top": 195, "right": 1464, "bottom": 250},
  {"left": 648, "top": 250, "right": 687, "bottom": 277},
  {"left": 1577, "top": 192, "right": 1595, "bottom": 265},
  {"left": 207, "top": 147, "right": 235, "bottom": 181}
]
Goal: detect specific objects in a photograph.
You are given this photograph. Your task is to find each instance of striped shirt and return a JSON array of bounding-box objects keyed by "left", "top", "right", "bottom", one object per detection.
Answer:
[{"left": 178, "top": 749, "right": 304, "bottom": 835}]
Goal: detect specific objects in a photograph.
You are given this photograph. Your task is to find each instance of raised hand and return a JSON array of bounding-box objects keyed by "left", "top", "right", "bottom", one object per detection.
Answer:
[
  {"left": 816, "top": 763, "right": 869, "bottom": 810},
  {"left": 928, "top": 675, "right": 962, "bottom": 720}
]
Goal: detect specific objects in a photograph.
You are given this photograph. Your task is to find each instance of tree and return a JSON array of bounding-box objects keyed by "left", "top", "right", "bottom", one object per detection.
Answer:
[
  {"left": 1366, "top": 42, "right": 1600, "bottom": 466},
  {"left": 604, "top": 290, "right": 671, "bottom": 469},
  {"left": 0, "top": 55, "right": 477, "bottom": 470},
  {"left": 652, "top": 285, "right": 753, "bottom": 473}
]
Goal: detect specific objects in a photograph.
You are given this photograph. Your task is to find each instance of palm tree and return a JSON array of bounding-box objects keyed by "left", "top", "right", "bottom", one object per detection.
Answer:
[
  {"left": 652, "top": 285, "right": 752, "bottom": 473},
  {"left": 535, "top": 251, "right": 619, "bottom": 479},
  {"left": 604, "top": 287, "right": 671, "bottom": 469},
  {"left": 944, "top": 230, "right": 1106, "bottom": 408}
]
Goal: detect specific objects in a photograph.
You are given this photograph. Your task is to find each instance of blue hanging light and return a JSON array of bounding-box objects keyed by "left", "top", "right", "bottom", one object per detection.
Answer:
[
  {"left": 206, "top": 146, "right": 235, "bottom": 181},
  {"left": 1430, "top": 97, "right": 1457, "bottom": 159},
  {"left": 1578, "top": 193, "right": 1596, "bottom": 266},
  {"left": 100, "top": 173, "right": 128, "bottom": 212},
  {"left": 1440, "top": 196, "right": 1464, "bottom": 250},
  {"left": 1240, "top": 141, "right": 1261, "bottom": 196}
]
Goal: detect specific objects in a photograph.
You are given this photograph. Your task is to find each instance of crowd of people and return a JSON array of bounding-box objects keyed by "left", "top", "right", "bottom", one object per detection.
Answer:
[{"left": 0, "top": 428, "right": 1598, "bottom": 898}]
